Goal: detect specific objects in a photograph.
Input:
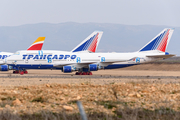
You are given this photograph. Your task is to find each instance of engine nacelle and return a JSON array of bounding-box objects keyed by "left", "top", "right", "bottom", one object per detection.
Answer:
[
  {"left": 89, "top": 64, "right": 98, "bottom": 71},
  {"left": 0, "top": 65, "right": 9, "bottom": 71},
  {"left": 63, "top": 66, "right": 73, "bottom": 73}
]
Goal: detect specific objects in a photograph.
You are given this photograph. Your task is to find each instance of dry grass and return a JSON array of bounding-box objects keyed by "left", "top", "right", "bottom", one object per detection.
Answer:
[
  {"left": 0, "top": 82, "right": 180, "bottom": 119},
  {"left": 0, "top": 108, "right": 180, "bottom": 120}
]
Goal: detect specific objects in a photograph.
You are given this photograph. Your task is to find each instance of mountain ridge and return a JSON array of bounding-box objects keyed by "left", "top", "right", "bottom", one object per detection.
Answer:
[{"left": 0, "top": 22, "right": 179, "bottom": 55}]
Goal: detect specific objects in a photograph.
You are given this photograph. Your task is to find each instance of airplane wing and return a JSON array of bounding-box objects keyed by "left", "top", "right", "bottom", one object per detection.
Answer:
[
  {"left": 27, "top": 37, "right": 45, "bottom": 50},
  {"left": 0, "top": 61, "right": 5, "bottom": 65},
  {"left": 146, "top": 54, "right": 175, "bottom": 59},
  {"left": 53, "top": 59, "right": 129, "bottom": 68},
  {"left": 71, "top": 31, "right": 103, "bottom": 53}
]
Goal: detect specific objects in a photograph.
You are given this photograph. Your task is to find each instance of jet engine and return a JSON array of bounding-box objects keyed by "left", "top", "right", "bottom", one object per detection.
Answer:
[
  {"left": 89, "top": 64, "right": 98, "bottom": 71},
  {"left": 63, "top": 66, "right": 74, "bottom": 73},
  {"left": 0, "top": 65, "right": 9, "bottom": 71},
  {"left": 89, "top": 64, "right": 104, "bottom": 71}
]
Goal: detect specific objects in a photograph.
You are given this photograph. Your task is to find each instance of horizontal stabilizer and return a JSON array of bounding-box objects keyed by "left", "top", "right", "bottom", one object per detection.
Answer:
[{"left": 146, "top": 54, "right": 175, "bottom": 59}]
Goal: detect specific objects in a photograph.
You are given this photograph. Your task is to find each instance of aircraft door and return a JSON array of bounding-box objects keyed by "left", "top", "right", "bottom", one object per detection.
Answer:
[
  {"left": 38, "top": 50, "right": 43, "bottom": 56},
  {"left": 47, "top": 54, "right": 53, "bottom": 63},
  {"left": 38, "top": 50, "right": 43, "bottom": 64},
  {"left": 101, "top": 57, "right": 105, "bottom": 62},
  {"left": 76, "top": 57, "right": 81, "bottom": 63}
]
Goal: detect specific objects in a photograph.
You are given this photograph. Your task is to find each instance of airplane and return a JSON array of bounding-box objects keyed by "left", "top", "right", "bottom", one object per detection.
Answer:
[
  {"left": 5, "top": 28, "right": 174, "bottom": 75},
  {"left": 3, "top": 31, "right": 103, "bottom": 74},
  {"left": 0, "top": 37, "right": 45, "bottom": 72}
]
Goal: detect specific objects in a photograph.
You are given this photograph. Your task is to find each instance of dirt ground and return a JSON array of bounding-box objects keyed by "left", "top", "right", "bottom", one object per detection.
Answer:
[
  {"left": 0, "top": 63, "right": 180, "bottom": 86},
  {"left": 0, "top": 63, "right": 180, "bottom": 119}
]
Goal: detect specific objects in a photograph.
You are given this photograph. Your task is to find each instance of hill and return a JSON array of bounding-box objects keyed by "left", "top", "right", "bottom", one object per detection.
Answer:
[{"left": 0, "top": 22, "right": 179, "bottom": 55}]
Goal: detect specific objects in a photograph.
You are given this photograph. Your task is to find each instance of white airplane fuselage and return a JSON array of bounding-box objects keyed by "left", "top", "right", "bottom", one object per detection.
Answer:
[{"left": 6, "top": 50, "right": 166, "bottom": 71}]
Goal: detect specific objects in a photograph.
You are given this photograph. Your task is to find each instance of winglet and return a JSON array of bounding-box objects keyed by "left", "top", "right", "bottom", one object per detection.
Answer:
[
  {"left": 139, "top": 28, "right": 174, "bottom": 52},
  {"left": 27, "top": 37, "right": 45, "bottom": 50},
  {"left": 71, "top": 31, "right": 103, "bottom": 53}
]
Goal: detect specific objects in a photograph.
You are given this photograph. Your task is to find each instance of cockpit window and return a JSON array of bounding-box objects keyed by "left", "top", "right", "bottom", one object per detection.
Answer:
[{"left": 14, "top": 52, "right": 20, "bottom": 55}]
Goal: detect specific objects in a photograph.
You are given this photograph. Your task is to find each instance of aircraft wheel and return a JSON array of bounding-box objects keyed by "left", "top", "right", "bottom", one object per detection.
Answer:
[
  {"left": 79, "top": 72, "right": 82, "bottom": 75},
  {"left": 88, "top": 72, "right": 92, "bottom": 75},
  {"left": 82, "top": 72, "right": 87, "bottom": 75},
  {"left": 75, "top": 72, "right": 79, "bottom": 75},
  {"left": 20, "top": 71, "right": 24, "bottom": 75},
  {"left": 14, "top": 70, "right": 19, "bottom": 74}
]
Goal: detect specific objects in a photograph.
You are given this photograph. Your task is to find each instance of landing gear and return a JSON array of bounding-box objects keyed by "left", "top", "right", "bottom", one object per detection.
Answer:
[
  {"left": 75, "top": 72, "right": 80, "bottom": 75},
  {"left": 20, "top": 71, "right": 24, "bottom": 75},
  {"left": 24, "top": 70, "right": 28, "bottom": 74},
  {"left": 75, "top": 72, "right": 93, "bottom": 75},
  {"left": 13, "top": 70, "right": 19, "bottom": 74},
  {"left": 82, "top": 72, "right": 87, "bottom": 75},
  {"left": 88, "top": 72, "right": 92, "bottom": 75},
  {"left": 12, "top": 69, "right": 28, "bottom": 75}
]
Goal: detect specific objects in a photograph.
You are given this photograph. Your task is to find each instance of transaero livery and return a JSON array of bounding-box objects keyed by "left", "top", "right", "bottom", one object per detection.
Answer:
[
  {"left": 0, "top": 37, "right": 45, "bottom": 71},
  {"left": 3, "top": 31, "right": 103, "bottom": 74},
  {"left": 5, "top": 28, "right": 175, "bottom": 75}
]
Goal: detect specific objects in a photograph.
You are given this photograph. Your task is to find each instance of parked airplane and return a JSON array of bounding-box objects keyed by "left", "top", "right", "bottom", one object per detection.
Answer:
[
  {"left": 2, "top": 31, "right": 103, "bottom": 74},
  {"left": 0, "top": 37, "right": 45, "bottom": 71},
  {"left": 5, "top": 28, "right": 174, "bottom": 75}
]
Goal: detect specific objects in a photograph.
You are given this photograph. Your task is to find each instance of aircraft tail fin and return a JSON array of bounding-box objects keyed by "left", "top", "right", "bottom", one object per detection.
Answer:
[
  {"left": 139, "top": 28, "right": 174, "bottom": 52},
  {"left": 27, "top": 37, "right": 45, "bottom": 50},
  {"left": 71, "top": 31, "right": 103, "bottom": 53}
]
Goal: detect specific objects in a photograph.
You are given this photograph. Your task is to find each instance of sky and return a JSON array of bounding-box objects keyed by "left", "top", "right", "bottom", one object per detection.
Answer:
[{"left": 0, "top": 0, "right": 180, "bottom": 27}]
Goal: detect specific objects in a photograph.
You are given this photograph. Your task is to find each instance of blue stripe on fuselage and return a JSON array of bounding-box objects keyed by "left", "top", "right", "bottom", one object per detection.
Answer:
[
  {"left": 8, "top": 64, "right": 54, "bottom": 69},
  {"left": 8, "top": 64, "right": 138, "bottom": 71},
  {"left": 104, "top": 64, "right": 138, "bottom": 69}
]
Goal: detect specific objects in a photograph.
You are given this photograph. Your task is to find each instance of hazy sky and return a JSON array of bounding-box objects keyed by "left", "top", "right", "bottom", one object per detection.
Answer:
[{"left": 0, "top": 0, "right": 180, "bottom": 27}]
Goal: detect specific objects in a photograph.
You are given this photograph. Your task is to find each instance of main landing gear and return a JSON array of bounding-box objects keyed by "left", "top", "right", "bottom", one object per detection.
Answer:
[
  {"left": 75, "top": 72, "right": 92, "bottom": 75},
  {"left": 13, "top": 70, "right": 28, "bottom": 75}
]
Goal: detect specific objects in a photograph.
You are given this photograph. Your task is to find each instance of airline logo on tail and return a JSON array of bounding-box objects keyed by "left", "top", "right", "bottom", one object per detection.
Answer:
[
  {"left": 87, "top": 33, "right": 99, "bottom": 52},
  {"left": 27, "top": 37, "right": 45, "bottom": 50},
  {"left": 71, "top": 31, "right": 103, "bottom": 53},
  {"left": 157, "top": 29, "right": 170, "bottom": 52},
  {"left": 139, "top": 28, "right": 174, "bottom": 52}
]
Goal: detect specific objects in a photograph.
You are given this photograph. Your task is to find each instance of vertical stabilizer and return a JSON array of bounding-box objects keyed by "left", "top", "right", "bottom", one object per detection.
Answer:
[
  {"left": 139, "top": 28, "right": 174, "bottom": 52},
  {"left": 71, "top": 31, "right": 103, "bottom": 53},
  {"left": 27, "top": 37, "right": 45, "bottom": 50}
]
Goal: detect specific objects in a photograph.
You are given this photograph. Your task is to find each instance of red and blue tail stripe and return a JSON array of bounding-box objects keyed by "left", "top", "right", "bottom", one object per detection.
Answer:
[
  {"left": 72, "top": 33, "right": 99, "bottom": 52},
  {"left": 157, "top": 29, "right": 170, "bottom": 52},
  {"left": 139, "top": 28, "right": 173, "bottom": 52}
]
